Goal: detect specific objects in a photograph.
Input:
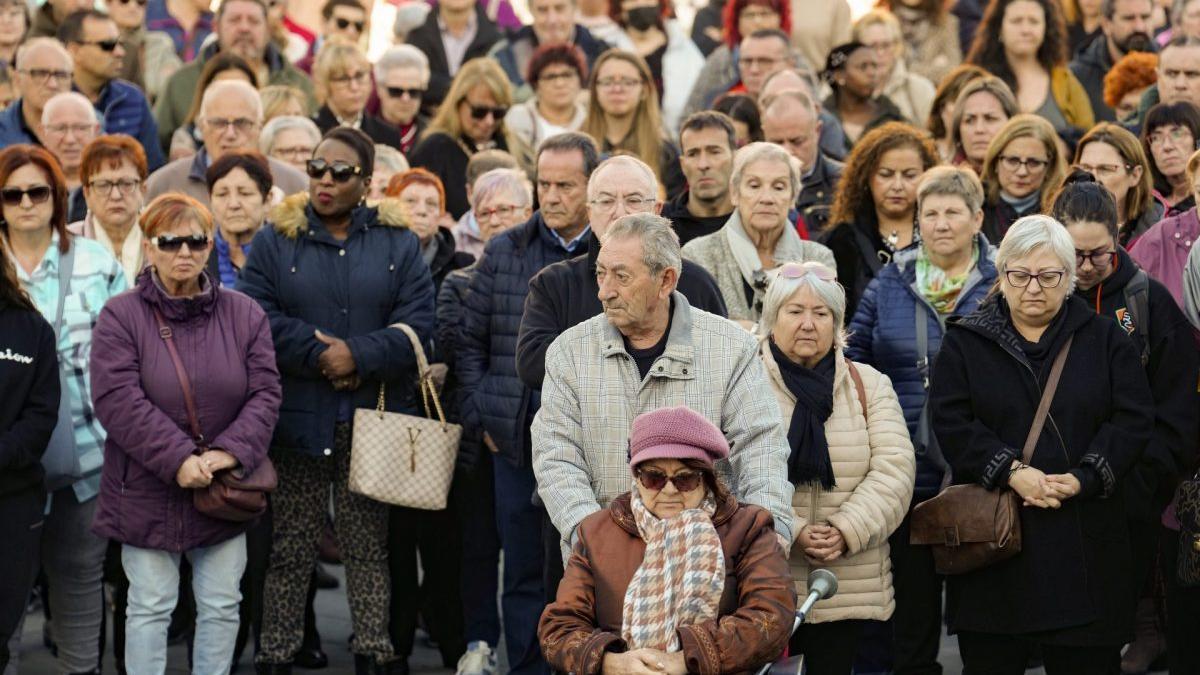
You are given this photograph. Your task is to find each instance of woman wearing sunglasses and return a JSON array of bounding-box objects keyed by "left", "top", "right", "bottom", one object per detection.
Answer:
[
  {"left": 239, "top": 127, "right": 436, "bottom": 675},
  {"left": 0, "top": 144, "right": 125, "bottom": 674},
  {"left": 312, "top": 42, "right": 399, "bottom": 148},
  {"left": 754, "top": 260, "right": 914, "bottom": 675},
  {"left": 928, "top": 215, "right": 1155, "bottom": 674},
  {"left": 539, "top": 405, "right": 795, "bottom": 674},
  {"left": 844, "top": 166, "right": 997, "bottom": 674},
  {"left": 410, "top": 58, "right": 513, "bottom": 221},
  {"left": 88, "top": 193, "right": 280, "bottom": 675},
  {"left": 979, "top": 114, "right": 1066, "bottom": 245}
]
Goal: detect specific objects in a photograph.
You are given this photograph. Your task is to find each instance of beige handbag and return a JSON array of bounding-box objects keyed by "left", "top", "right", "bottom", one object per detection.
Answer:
[{"left": 349, "top": 323, "right": 461, "bottom": 510}]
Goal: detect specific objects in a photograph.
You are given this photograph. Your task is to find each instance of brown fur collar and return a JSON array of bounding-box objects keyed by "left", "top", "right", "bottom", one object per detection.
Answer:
[{"left": 269, "top": 193, "right": 409, "bottom": 239}]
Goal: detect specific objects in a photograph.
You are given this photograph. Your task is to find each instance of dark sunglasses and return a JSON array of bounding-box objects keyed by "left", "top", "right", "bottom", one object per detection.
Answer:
[
  {"left": 117, "top": 0, "right": 148, "bottom": 5},
  {"left": 466, "top": 103, "right": 508, "bottom": 120},
  {"left": 306, "top": 159, "right": 364, "bottom": 182},
  {"left": 1, "top": 185, "right": 52, "bottom": 206},
  {"left": 335, "top": 17, "right": 365, "bottom": 31},
  {"left": 385, "top": 86, "right": 425, "bottom": 99},
  {"left": 79, "top": 38, "right": 123, "bottom": 52},
  {"left": 635, "top": 469, "right": 704, "bottom": 493},
  {"left": 151, "top": 234, "right": 211, "bottom": 252}
]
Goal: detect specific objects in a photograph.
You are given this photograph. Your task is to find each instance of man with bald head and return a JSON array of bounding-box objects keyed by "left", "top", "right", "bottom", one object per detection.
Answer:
[
  {"left": 42, "top": 91, "right": 99, "bottom": 222},
  {"left": 761, "top": 89, "right": 843, "bottom": 236},
  {"left": 146, "top": 79, "right": 307, "bottom": 205},
  {"left": 0, "top": 38, "right": 73, "bottom": 146},
  {"left": 759, "top": 67, "right": 848, "bottom": 161}
]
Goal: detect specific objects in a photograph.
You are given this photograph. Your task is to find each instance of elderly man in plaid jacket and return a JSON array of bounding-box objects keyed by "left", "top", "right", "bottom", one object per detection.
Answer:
[{"left": 531, "top": 212, "right": 794, "bottom": 559}]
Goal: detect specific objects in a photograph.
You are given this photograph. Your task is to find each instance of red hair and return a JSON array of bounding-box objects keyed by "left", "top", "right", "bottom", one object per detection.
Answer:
[
  {"left": 386, "top": 168, "right": 446, "bottom": 212},
  {"left": 139, "top": 193, "right": 214, "bottom": 239},
  {"left": 722, "top": 0, "right": 790, "bottom": 47},
  {"left": 1104, "top": 51, "right": 1158, "bottom": 110},
  {"left": 0, "top": 144, "right": 70, "bottom": 253},
  {"left": 81, "top": 135, "right": 149, "bottom": 186}
]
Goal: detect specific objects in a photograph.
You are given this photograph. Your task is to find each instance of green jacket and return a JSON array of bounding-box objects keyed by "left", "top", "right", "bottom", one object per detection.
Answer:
[{"left": 153, "top": 42, "right": 317, "bottom": 151}]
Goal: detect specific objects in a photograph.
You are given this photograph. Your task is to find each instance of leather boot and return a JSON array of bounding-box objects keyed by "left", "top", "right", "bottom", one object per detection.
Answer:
[
  {"left": 254, "top": 663, "right": 293, "bottom": 675},
  {"left": 1121, "top": 597, "right": 1167, "bottom": 674},
  {"left": 353, "top": 654, "right": 409, "bottom": 675}
]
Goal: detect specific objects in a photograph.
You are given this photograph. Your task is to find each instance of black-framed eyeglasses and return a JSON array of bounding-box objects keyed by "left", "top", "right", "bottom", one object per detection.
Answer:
[
  {"left": 465, "top": 103, "right": 508, "bottom": 120},
  {"left": 151, "top": 234, "right": 211, "bottom": 252},
  {"left": 385, "top": 86, "right": 425, "bottom": 99},
  {"left": 116, "top": 0, "right": 148, "bottom": 6},
  {"left": 306, "top": 159, "right": 363, "bottom": 182},
  {"left": 998, "top": 155, "right": 1049, "bottom": 172},
  {"left": 635, "top": 468, "right": 704, "bottom": 493},
  {"left": 1004, "top": 269, "right": 1066, "bottom": 289},
  {"left": 334, "top": 17, "right": 365, "bottom": 31},
  {"left": 0, "top": 185, "right": 51, "bottom": 206},
  {"left": 89, "top": 178, "right": 141, "bottom": 195},
  {"left": 1075, "top": 249, "right": 1116, "bottom": 269},
  {"left": 19, "top": 68, "right": 72, "bottom": 84}
]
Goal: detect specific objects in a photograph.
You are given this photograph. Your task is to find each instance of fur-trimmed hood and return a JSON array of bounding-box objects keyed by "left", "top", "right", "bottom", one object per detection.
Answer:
[{"left": 269, "top": 193, "right": 410, "bottom": 239}]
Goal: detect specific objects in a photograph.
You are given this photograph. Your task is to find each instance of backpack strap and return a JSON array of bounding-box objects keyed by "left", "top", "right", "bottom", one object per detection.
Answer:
[
  {"left": 1124, "top": 269, "right": 1152, "bottom": 366},
  {"left": 845, "top": 358, "right": 868, "bottom": 419}
]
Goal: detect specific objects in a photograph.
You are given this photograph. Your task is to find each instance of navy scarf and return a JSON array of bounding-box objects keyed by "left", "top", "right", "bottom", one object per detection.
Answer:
[{"left": 770, "top": 340, "right": 837, "bottom": 489}]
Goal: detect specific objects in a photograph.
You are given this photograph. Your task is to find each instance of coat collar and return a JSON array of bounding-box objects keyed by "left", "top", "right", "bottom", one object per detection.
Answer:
[
  {"left": 601, "top": 291, "right": 696, "bottom": 375},
  {"left": 607, "top": 490, "right": 738, "bottom": 536},
  {"left": 950, "top": 293, "right": 1093, "bottom": 367},
  {"left": 136, "top": 266, "right": 217, "bottom": 323},
  {"left": 269, "top": 193, "right": 409, "bottom": 239}
]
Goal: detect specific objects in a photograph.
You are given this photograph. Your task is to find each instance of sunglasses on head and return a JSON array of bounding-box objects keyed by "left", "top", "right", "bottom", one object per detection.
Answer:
[
  {"left": 466, "top": 103, "right": 508, "bottom": 120},
  {"left": 386, "top": 86, "right": 425, "bottom": 99},
  {"left": 1, "top": 185, "right": 51, "bottom": 206},
  {"left": 335, "top": 17, "right": 365, "bottom": 31},
  {"left": 635, "top": 468, "right": 704, "bottom": 493},
  {"left": 306, "top": 159, "right": 364, "bottom": 182},
  {"left": 777, "top": 261, "right": 838, "bottom": 281},
  {"left": 151, "top": 234, "right": 210, "bottom": 252}
]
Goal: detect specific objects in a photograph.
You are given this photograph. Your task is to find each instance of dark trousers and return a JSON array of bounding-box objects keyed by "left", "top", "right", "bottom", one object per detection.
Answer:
[
  {"left": 492, "top": 457, "right": 546, "bottom": 675},
  {"left": 890, "top": 510, "right": 944, "bottom": 675},
  {"left": 542, "top": 508, "right": 563, "bottom": 604},
  {"left": 1163, "top": 526, "right": 1200, "bottom": 673},
  {"left": 0, "top": 487, "right": 46, "bottom": 672},
  {"left": 388, "top": 502, "right": 465, "bottom": 664},
  {"left": 956, "top": 631, "right": 1121, "bottom": 675},
  {"left": 789, "top": 619, "right": 866, "bottom": 675},
  {"left": 456, "top": 452, "right": 500, "bottom": 646}
]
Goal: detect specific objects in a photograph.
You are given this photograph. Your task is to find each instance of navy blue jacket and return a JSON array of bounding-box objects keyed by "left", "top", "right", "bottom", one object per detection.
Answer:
[
  {"left": 93, "top": 79, "right": 167, "bottom": 172},
  {"left": 457, "top": 212, "right": 586, "bottom": 466},
  {"left": 0, "top": 100, "right": 39, "bottom": 147},
  {"left": 846, "top": 234, "right": 997, "bottom": 501},
  {"left": 237, "top": 195, "right": 436, "bottom": 457}
]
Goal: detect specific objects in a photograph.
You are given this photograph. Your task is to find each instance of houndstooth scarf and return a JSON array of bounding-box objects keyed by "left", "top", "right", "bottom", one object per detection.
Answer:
[{"left": 621, "top": 493, "right": 726, "bottom": 652}]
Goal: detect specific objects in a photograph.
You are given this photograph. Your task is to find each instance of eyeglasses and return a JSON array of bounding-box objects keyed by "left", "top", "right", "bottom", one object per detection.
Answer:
[
  {"left": 477, "top": 204, "right": 522, "bottom": 221},
  {"left": 116, "top": 0, "right": 148, "bottom": 6},
  {"left": 1074, "top": 162, "right": 1131, "bottom": 179},
  {"left": 537, "top": 70, "right": 579, "bottom": 83},
  {"left": 777, "top": 260, "right": 838, "bottom": 281},
  {"left": 999, "top": 155, "right": 1049, "bottom": 172},
  {"left": 88, "top": 178, "right": 141, "bottom": 195},
  {"left": 588, "top": 194, "right": 655, "bottom": 213},
  {"left": 306, "top": 159, "right": 363, "bottom": 182},
  {"left": 738, "top": 7, "right": 777, "bottom": 21},
  {"left": 76, "top": 38, "right": 124, "bottom": 52},
  {"left": 635, "top": 468, "right": 704, "bottom": 493},
  {"left": 151, "top": 234, "right": 211, "bottom": 252},
  {"left": 0, "top": 185, "right": 51, "bottom": 206},
  {"left": 203, "top": 117, "right": 257, "bottom": 133},
  {"left": 596, "top": 77, "right": 641, "bottom": 90},
  {"left": 465, "top": 103, "right": 508, "bottom": 120},
  {"left": 1004, "top": 269, "right": 1065, "bottom": 288},
  {"left": 43, "top": 123, "right": 96, "bottom": 137},
  {"left": 1148, "top": 126, "right": 1193, "bottom": 148},
  {"left": 334, "top": 17, "right": 365, "bottom": 32},
  {"left": 385, "top": 86, "right": 425, "bottom": 99},
  {"left": 330, "top": 71, "right": 370, "bottom": 87},
  {"left": 1075, "top": 249, "right": 1116, "bottom": 269},
  {"left": 737, "top": 56, "right": 782, "bottom": 69},
  {"left": 272, "top": 145, "right": 314, "bottom": 161},
  {"left": 19, "top": 69, "right": 72, "bottom": 84}
]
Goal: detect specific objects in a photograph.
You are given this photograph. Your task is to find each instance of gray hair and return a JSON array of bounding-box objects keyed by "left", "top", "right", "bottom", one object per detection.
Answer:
[
  {"left": 41, "top": 92, "right": 97, "bottom": 124},
  {"left": 201, "top": 80, "right": 263, "bottom": 122},
  {"left": 602, "top": 213, "right": 682, "bottom": 277},
  {"left": 996, "top": 215, "right": 1078, "bottom": 292},
  {"left": 757, "top": 264, "right": 848, "bottom": 348},
  {"left": 374, "top": 145, "right": 409, "bottom": 174},
  {"left": 587, "top": 154, "right": 657, "bottom": 199},
  {"left": 374, "top": 44, "right": 430, "bottom": 86},
  {"left": 731, "top": 142, "right": 802, "bottom": 200},
  {"left": 917, "top": 165, "right": 985, "bottom": 215},
  {"left": 259, "top": 115, "right": 321, "bottom": 154},
  {"left": 473, "top": 168, "right": 532, "bottom": 207},
  {"left": 15, "top": 37, "right": 72, "bottom": 71},
  {"left": 1173, "top": 0, "right": 1200, "bottom": 23}
]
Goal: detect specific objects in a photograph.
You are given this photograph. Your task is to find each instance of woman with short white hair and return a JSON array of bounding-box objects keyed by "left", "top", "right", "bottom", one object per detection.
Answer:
[
  {"left": 682, "top": 142, "right": 834, "bottom": 323},
  {"left": 929, "top": 215, "right": 1155, "bottom": 673},
  {"left": 756, "top": 260, "right": 914, "bottom": 675},
  {"left": 374, "top": 45, "right": 431, "bottom": 156},
  {"left": 260, "top": 116, "right": 323, "bottom": 172}
]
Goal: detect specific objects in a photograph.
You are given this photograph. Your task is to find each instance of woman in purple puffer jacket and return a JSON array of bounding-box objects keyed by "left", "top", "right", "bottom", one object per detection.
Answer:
[{"left": 89, "top": 193, "right": 282, "bottom": 675}]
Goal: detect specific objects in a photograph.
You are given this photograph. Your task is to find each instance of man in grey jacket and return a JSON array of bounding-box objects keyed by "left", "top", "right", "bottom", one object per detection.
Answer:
[{"left": 531, "top": 212, "right": 794, "bottom": 559}]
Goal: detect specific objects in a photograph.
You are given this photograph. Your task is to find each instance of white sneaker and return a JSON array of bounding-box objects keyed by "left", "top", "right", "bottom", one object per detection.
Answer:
[{"left": 456, "top": 641, "right": 498, "bottom": 675}]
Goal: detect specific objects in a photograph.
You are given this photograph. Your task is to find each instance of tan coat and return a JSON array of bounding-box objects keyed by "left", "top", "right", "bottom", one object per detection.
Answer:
[
  {"left": 760, "top": 343, "right": 915, "bottom": 623},
  {"left": 789, "top": 0, "right": 853, "bottom": 77}
]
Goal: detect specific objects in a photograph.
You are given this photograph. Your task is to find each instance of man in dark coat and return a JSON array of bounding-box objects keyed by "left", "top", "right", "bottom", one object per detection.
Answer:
[
  {"left": 761, "top": 89, "right": 843, "bottom": 237},
  {"left": 487, "top": 0, "right": 611, "bottom": 101},
  {"left": 661, "top": 111, "right": 737, "bottom": 246},
  {"left": 403, "top": 0, "right": 503, "bottom": 109},
  {"left": 1068, "top": 0, "right": 1157, "bottom": 122},
  {"left": 456, "top": 131, "right": 599, "bottom": 675}
]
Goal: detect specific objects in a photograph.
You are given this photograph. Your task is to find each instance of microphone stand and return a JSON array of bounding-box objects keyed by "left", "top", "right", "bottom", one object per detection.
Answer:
[{"left": 754, "top": 569, "right": 838, "bottom": 675}]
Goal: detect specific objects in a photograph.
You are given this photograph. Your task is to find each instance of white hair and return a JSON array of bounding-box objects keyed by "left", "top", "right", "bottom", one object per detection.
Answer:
[
  {"left": 587, "top": 154, "right": 657, "bottom": 199},
  {"left": 731, "top": 141, "right": 802, "bottom": 201},
  {"left": 15, "top": 37, "right": 72, "bottom": 71},
  {"left": 259, "top": 115, "right": 321, "bottom": 154},
  {"left": 200, "top": 79, "right": 264, "bottom": 122},
  {"left": 41, "top": 92, "right": 97, "bottom": 125},
  {"left": 757, "top": 265, "right": 848, "bottom": 348},
  {"left": 996, "top": 214, "right": 1078, "bottom": 292},
  {"left": 603, "top": 213, "right": 682, "bottom": 277},
  {"left": 374, "top": 44, "right": 431, "bottom": 86},
  {"left": 374, "top": 144, "right": 410, "bottom": 174},
  {"left": 473, "top": 168, "right": 532, "bottom": 207}
]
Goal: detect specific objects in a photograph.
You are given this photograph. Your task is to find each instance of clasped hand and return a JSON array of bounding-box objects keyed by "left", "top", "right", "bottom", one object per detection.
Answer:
[
  {"left": 176, "top": 450, "right": 238, "bottom": 489},
  {"left": 602, "top": 649, "right": 687, "bottom": 675},
  {"left": 798, "top": 524, "right": 847, "bottom": 565},
  {"left": 1007, "top": 461, "right": 1081, "bottom": 509},
  {"left": 315, "top": 330, "right": 359, "bottom": 390}
]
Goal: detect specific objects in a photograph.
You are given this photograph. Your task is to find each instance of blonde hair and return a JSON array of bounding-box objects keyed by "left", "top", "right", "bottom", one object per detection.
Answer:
[
  {"left": 981, "top": 114, "right": 1067, "bottom": 212},
  {"left": 852, "top": 8, "right": 905, "bottom": 60},
  {"left": 313, "top": 40, "right": 371, "bottom": 105},
  {"left": 424, "top": 58, "right": 513, "bottom": 142},
  {"left": 261, "top": 85, "right": 310, "bottom": 122},
  {"left": 581, "top": 51, "right": 667, "bottom": 185}
]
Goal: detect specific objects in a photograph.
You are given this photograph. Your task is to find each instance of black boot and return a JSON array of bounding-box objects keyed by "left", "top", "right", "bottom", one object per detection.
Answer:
[
  {"left": 353, "top": 654, "right": 409, "bottom": 675},
  {"left": 254, "top": 663, "right": 292, "bottom": 675}
]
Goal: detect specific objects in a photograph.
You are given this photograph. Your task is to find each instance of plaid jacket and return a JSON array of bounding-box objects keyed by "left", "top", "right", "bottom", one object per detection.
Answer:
[{"left": 532, "top": 292, "right": 794, "bottom": 557}]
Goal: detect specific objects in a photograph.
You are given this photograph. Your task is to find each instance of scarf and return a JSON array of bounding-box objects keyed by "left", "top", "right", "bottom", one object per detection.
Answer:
[
  {"left": 1000, "top": 190, "right": 1040, "bottom": 215},
  {"left": 622, "top": 493, "right": 725, "bottom": 652},
  {"left": 723, "top": 210, "right": 809, "bottom": 311},
  {"left": 915, "top": 243, "right": 977, "bottom": 315},
  {"left": 770, "top": 340, "right": 837, "bottom": 488}
]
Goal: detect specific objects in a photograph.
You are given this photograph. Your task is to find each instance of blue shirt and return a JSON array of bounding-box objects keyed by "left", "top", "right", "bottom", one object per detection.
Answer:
[
  {"left": 91, "top": 80, "right": 167, "bottom": 172},
  {"left": 214, "top": 229, "right": 251, "bottom": 287},
  {"left": 547, "top": 224, "right": 591, "bottom": 254}
]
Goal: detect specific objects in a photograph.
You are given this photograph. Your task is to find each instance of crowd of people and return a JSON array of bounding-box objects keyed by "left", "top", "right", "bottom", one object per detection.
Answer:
[{"left": 1, "top": 0, "right": 1200, "bottom": 674}]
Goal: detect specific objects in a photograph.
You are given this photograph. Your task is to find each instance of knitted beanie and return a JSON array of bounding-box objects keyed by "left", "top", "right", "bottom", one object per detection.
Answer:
[{"left": 628, "top": 406, "right": 730, "bottom": 470}]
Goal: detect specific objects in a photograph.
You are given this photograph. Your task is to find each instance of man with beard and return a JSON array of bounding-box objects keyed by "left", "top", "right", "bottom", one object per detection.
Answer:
[
  {"left": 1071, "top": 0, "right": 1156, "bottom": 122},
  {"left": 662, "top": 111, "right": 737, "bottom": 245}
]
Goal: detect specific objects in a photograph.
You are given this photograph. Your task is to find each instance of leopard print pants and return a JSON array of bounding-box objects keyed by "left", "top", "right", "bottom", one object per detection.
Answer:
[{"left": 257, "top": 423, "right": 395, "bottom": 664}]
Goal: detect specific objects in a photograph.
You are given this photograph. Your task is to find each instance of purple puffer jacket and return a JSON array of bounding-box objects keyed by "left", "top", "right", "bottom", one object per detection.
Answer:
[
  {"left": 90, "top": 268, "right": 281, "bottom": 553},
  {"left": 1129, "top": 206, "right": 1200, "bottom": 309}
]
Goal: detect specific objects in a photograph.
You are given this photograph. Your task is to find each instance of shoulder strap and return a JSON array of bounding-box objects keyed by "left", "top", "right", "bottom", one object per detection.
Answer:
[
  {"left": 373, "top": 323, "right": 450, "bottom": 426},
  {"left": 914, "top": 300, "right": 930, "bottom": 390},
  {"left": 52, "top": 241, "right": 76, "bottom": 339},
  {"left": 1022, "top": 335, "right": 1073, "bottom": 464},
  {"left": 851, "top": 227, "right": 883, "bottom": 275},
  {"left": 1124, "top": 269, "right": 1152, "bottom": 366},
  {"left": 151, "top": 306, "right": 204, "bottom": 444},
  {"left": 845, "top": 358, "right": 868, "bottom": 419}
]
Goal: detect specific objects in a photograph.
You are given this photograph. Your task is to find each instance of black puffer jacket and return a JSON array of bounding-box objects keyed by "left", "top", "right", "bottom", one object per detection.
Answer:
[{"left": 0, "top": 304, "right": 58, "bottom": 497}]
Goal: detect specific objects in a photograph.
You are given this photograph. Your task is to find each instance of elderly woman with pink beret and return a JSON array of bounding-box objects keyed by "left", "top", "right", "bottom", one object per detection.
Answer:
[{"left": 538, "top": 406, "right": 795, "bottom": 675}]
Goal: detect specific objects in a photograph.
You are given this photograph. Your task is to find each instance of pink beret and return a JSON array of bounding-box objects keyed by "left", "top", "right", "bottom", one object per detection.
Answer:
[{"left": 628, "top": 406, "right": 730, "bottom": 470}]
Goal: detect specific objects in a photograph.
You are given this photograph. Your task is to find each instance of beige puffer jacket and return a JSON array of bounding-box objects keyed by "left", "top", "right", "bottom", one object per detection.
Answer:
[{"left": 760, "top": 343, "right": 915, "bottom": 623}]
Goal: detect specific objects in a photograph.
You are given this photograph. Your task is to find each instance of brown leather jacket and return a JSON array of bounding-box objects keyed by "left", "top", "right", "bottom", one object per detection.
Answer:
[{"left": 538, "top": 493, "right": 796, "bottom": 675}]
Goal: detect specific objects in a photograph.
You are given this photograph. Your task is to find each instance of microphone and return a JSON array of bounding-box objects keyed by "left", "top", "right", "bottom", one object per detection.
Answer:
[{"left": 798, "top": 569, "right": 838, "bottom": 620}]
